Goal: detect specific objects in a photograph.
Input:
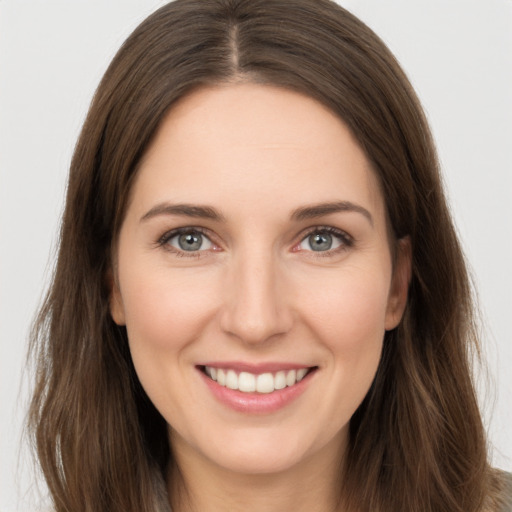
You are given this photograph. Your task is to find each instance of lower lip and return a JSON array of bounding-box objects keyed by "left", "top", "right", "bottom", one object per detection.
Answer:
[{"left": 199, "top": 368, "right": 315, "bottom": 414}]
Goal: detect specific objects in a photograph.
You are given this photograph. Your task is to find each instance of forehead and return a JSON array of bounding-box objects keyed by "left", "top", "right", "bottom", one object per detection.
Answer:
[{"left": 130, "top": 83, "right": 386, "bottom": 225}]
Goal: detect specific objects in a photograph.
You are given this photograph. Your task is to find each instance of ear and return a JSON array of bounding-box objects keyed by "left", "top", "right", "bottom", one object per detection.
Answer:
[
  {"left": 107, "top": 269, "right": 126, "bottom": 326},
  {"left": 385, "top": 236, "right": 412, "bottom": 331}
]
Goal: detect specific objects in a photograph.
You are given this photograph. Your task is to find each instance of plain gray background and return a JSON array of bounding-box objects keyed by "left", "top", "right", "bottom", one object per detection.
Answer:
[{"left": 1, "top": 1, "right": 511, "bottom": 510}]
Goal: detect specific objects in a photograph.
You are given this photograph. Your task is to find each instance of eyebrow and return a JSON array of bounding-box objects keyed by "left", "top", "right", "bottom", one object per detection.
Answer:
[
  {"left": 140, "top": 200, "right": 373, "bottom": 226},
  {"left": 140, "top": 203, "right": 226, "bottom": 223},
  {"left": 291, "top": 201, "right": 373, "bottom": 226}
]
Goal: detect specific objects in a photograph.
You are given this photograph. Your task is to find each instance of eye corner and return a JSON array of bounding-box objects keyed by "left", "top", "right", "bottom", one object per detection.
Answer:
[{"left": 290, "top": 240, "right": 303, "bottom": 253}]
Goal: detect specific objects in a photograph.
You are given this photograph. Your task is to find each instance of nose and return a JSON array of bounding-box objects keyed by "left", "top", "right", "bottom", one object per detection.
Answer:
[{"left": 219, "top": 250, "right": 293, "bottom": 345}]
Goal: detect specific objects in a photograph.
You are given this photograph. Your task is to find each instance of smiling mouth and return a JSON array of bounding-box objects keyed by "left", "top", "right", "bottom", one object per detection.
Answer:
[{"left": 200, "top": 366, "right": 317, "bottom": 394}]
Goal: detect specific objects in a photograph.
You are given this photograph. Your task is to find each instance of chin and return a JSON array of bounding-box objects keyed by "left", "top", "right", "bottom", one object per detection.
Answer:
[
  {"left": 172, "top": 420, "right": 347, "bottom": 477},
  {"left": 207, "top": 442, "right": 307, "bottom": 476}
]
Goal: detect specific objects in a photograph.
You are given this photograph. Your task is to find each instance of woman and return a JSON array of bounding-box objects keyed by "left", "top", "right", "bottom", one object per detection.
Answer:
[{"left": 27, "top": 0, "right": 511, "bottom": 511}]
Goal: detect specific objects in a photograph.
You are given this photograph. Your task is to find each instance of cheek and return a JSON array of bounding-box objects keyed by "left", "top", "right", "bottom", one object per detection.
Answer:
[
  {"left": 122, "top": 269, "right": 213, "bottom": 334},
  {"left": 301, "top": 264, "right": 391, "bottom": 345},
  {"left": 311, "top": 267, "right": 390, "bottom": 408},
  {"left": 282, "top": 264, "right": 391, "bottom": 448},
  {"left": 298, "top": 262, "right": 391, "bottom": 408},
  {"left": 119, "top": 263, "right": 221, "bottom": 355},
  {"left": 118, "top": 264, "right": 223, "bottom": 417}
]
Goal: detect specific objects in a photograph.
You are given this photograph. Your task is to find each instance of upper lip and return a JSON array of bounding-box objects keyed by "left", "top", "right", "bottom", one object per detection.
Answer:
[{"left": 197, "top": 361, "right": 315, "bottom": 374}]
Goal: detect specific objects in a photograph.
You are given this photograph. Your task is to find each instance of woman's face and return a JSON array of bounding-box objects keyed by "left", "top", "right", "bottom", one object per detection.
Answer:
[{"left": 110, "top": 84, "right": 409, "bottom": 476}]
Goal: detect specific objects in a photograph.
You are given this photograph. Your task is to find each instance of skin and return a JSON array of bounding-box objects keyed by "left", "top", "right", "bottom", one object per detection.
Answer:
[{"left": 110, "top": 83, "right": 410, "bottom": 512}]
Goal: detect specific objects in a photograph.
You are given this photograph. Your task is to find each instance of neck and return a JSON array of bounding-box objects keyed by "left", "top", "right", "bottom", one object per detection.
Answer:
[{"left": 167, "top": 432, "right": 348, "bottom": 512}]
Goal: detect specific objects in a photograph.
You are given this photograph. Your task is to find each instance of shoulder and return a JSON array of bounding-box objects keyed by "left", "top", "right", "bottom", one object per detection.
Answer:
[{"left": 498, "top": 471, "right": 512, "bottom": 512}]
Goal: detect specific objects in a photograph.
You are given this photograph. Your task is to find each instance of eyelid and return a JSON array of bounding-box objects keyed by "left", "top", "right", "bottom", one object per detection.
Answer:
[
  {"left": 155, "top": 224, "right": 353, "bottom": 257},
  {"left": 294, "top": 225, "right": 354, "bottom": 254},
  {"left": 156, "top": 226, "right": 221, "bottom": 256}
]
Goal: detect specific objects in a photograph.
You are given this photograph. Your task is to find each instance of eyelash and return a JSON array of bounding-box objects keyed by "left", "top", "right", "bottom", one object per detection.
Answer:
[
  {"left": 295, "top": 226, "right": 354, "bottom": 257},
  {"left": 157, "top": 227, "right": 216, "bottom": 258},
  {"left": 156, "top": 225, "right": 354, "bottom": 258}
]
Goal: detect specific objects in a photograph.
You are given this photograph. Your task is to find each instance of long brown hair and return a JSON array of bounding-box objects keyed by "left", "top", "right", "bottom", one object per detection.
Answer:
[{"left": 28, "top": 1, "right": 506, "bottom": 510}]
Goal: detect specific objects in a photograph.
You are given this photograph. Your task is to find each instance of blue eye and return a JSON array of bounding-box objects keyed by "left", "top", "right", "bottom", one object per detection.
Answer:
[
  {"left": 298, "top": 229, "right": 350, "bottom": 252},
  {"left": 165, "top": 230, "right": 213, "bottom": 252},
  {"left": 306, "top": 232, "right": 335, "bottom": 251}
]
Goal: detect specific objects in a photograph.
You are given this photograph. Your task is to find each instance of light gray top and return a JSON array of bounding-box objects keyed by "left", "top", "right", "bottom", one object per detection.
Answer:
[{"left": 500, "top": 471, "right": 512, "bottom": 511}]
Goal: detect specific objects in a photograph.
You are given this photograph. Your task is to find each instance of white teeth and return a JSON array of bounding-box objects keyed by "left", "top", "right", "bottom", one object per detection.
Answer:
[
  {"left": 238, "top": 372, "right": 256, "bottom": 392},
  {"left": 204, "top": 366, "right": 311, "bottom": 393},
  {"left": 256, "top": 373, "right": 274, "bottom": 394},
  {"left": 226, "top": 370, "right": 238, "bottom": 390},
  {"left": 286, "top": 370, "right": 296, "bottom": 387},
  {"left": 274, "top": 371, "right": 287, "bottom": 390},
  {"left": 296, "top": 368, "right": 308, "bottom": 381}
]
